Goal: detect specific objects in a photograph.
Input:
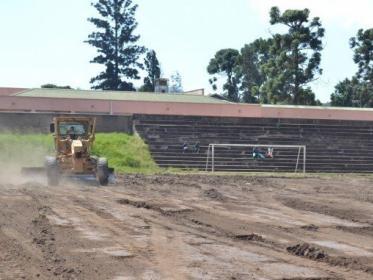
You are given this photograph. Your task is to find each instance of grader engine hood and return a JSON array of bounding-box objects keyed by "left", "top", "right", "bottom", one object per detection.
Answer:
[
  {"left": 71, "top": 140, "right": 85, "bottom": 172},
  {"left": 71, "top": 140, "right": 83, "bottom": 156}
]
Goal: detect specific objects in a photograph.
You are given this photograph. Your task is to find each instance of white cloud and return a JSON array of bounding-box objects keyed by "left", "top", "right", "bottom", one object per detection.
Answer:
[{"left": 249, "top": 0, "right": 373, "bottom": 28}]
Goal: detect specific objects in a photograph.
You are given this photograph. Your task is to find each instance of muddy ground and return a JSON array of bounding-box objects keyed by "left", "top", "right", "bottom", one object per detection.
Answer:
[{"left": 1, "top": 174, "right": 373, "bottom": 280}]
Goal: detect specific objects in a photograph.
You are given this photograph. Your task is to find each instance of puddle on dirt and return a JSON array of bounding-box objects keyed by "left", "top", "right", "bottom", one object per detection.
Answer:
[
  {"left": 74, "top": 225, "right": 109, "bottom": 241},
  {"left": 47, "top": 214, "right": 71, "bottom": 226},
  {"left": 312, "top": 240, "right": 373, "bottom": 257},
  {"left": 102, "top": 247, "right": 134, "bottom": 258},
  {"left": 74, "top": 246, "right": 134, "bottom": 258}
]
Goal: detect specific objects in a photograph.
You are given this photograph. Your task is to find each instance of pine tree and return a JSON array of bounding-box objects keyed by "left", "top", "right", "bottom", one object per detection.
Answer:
[
  {"left": 238, "top": 38, "right": 272, "bottom": 103},
  {"left": 141, "top": 50, "right": 161, "bottom": 92},
  {"left": 86, "top": 0, "right": 145, "bottom": 91},
  {"left": 350, "top": 28, "right": 373, "bottom": 85},
  {"left": 331, "top": 28, "right": 373, "bottom": 107},
  {"left": 262, "top": 7, "right": 325, "bottom": 105},
  {"left": 207, "top": 49, "right": 240, "bottom": 102}
]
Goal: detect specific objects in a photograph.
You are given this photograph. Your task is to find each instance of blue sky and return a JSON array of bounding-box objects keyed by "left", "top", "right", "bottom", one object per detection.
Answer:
[{"left": 0, "top": 0, "right": 372, "bottom": 102}]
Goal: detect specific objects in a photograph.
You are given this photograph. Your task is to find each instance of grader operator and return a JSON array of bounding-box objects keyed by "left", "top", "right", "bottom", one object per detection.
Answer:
[{"left": 45, "top": 117, "right": 112, "bottom": 186}]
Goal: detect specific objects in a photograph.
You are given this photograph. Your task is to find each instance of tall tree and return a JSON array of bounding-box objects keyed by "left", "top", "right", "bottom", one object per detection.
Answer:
[
  {"left": 262, "top": 7, "right": 325, "bottom": 105},
  {"left": 141, "top": 50, "right": 161, "bottom": 92},
  {"left": 331, "top": 78, "right": 363, "bottom": 107},
  {"left": 350, "top": 28, "right": 373, "bottom": 85},
  {"left": 237, "top": 38, "right": 272, "bottom": 103},
  {"left": 86, "top": 0, "right": 145, "bottom": 91},
  {"left": 207, "top": 49, "right": 240, "bottom": 102},
  {"left": 331, "top": 28, "right": 373, "bottom": 107}
]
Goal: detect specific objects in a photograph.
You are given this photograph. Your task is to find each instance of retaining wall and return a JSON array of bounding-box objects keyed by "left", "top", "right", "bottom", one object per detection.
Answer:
[{"left": 0, "top": 112, "right": 133, "bottom": 133}]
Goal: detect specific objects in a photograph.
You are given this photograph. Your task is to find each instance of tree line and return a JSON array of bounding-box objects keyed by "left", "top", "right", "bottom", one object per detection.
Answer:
[
  {"left": 45, "top": 1, "right": 371, "bottom": 107},
  {"left": 207, "top": 7, "right": 372, "bottom": 107}
]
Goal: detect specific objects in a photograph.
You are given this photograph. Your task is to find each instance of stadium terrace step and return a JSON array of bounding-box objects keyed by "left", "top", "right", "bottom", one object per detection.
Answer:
[{"left": 134, "top": 114, "right": 373, "bottom": 173}]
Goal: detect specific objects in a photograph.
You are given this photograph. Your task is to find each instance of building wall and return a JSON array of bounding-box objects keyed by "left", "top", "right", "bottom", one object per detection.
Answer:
[
  {"left": 2, "top": 95, "right": 373, "bottom": 122},
  {"left": 0, "top": 112, "right": 133, "bottom": 133}
]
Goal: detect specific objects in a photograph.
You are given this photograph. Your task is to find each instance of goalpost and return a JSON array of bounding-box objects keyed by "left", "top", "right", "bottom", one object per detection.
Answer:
[{"left": 205, "top": 144, "right": 307, "bottom": 174}]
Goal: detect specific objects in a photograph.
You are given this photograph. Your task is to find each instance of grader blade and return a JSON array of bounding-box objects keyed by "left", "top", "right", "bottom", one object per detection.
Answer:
[{"left": 21, "top": 167, "right": 45, "bottom": 176}]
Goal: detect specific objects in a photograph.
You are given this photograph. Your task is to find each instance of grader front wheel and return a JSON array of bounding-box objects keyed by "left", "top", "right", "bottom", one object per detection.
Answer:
[
  {"left": 45, "top": 156, "right": 60, "bottom": 186},
  {"left": 97, "top": 157, "right": 109, "bottom": 186}
]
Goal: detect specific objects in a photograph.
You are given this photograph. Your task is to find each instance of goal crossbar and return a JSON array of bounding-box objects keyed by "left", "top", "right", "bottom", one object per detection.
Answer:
[{"left": 205, "top": 143, "right": 306, "bottom": 173}]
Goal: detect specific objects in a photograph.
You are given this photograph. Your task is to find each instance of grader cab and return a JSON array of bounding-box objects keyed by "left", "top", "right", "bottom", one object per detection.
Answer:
[{"left": 45, "top": 117, "right": 112, "bottom": 186}]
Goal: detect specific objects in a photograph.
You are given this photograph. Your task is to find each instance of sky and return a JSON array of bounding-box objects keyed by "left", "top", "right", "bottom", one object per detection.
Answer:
[{"left": 0, "top": 0, "right": 372, "bottom": 102}]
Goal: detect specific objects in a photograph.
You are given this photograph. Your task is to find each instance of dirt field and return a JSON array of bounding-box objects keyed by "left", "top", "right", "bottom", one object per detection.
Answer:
[{"left": 1, "top": 174, "right": 373, "bottom": 280}]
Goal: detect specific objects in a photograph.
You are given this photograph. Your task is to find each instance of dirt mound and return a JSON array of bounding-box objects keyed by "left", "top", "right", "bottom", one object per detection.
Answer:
[
  {"left": 234, "top": 233, "right": 264, "bottom": 242},
  {"left": 287, "top": 243, "right": 373, "bottom": 274},
  {"left": 301, "top": 224, "right": 319, "bottom": 231},
  {"left": 203, "top": 188, "right": 225, "bottom": 201},
  {"left": 287, "top": 243, "right": 327, "bottom": 260},
  {"left": 117, "top": 198, "right": 153, "bottom": 209}
]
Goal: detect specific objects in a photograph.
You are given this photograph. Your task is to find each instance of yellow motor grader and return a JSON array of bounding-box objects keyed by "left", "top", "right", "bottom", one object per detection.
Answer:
[{"left": 44, "top": 116, "right": 112, "bottom": 186}]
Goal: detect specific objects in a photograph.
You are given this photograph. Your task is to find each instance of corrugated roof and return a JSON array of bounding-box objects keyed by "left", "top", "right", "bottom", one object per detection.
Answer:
[{"left": 17, "top": 88, "right": 229, "bottom": 104}]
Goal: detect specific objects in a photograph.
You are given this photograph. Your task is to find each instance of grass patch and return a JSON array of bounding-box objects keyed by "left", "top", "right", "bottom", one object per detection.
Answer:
[
  {"left": 93, "top": 133, "right": 159, "bottom": 173},
  {"left": 0, "top": 133, "right": 159, "bottom": 173}
]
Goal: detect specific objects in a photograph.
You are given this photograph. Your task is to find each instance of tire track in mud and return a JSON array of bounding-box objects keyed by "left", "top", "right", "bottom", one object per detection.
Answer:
[
  {"left": 0, "top": 228, "right": 30, "bottom": 280},
  {"left": 275, "top": 196, "right": 373, "bottom": 275},
  {"left": 21, "top": 188, "right": 83, "bottom": 279},
  {"left": 3, "top": 175, "right": 373, "bottom": 279},
  {"left": 114, "top": 195, "right": 323, "bottom": 279},
  {"left": 278, "top": 196, "right": 373, "bottom": 224},
  {"left": 31, "top": 206, "right": 81, "bottom": 279},
  {"left": 116, "top": 192, "right": 373, "bottom": 278},
  {"left": 23, "top": 188, "right": 167, "bottom": 279},
  {"left": 335, "top": 225, "right": 373, "bottom": 237},
  {"left": 0, "top": 186, "right": 81, "bottom": 280}
]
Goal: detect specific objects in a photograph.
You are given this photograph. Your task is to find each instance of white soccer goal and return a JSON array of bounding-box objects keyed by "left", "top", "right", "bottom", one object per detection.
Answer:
[{"left": 205, "top": 144, "right": 307, "bottom": 173}]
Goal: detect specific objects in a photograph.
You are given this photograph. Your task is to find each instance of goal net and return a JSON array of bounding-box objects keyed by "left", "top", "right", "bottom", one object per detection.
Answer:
[{"left": 205, "top": 144, "right": 306, "bottom": 173}]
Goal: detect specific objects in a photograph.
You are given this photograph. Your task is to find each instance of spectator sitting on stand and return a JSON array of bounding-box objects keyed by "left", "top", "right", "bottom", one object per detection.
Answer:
[
  {"left": 192, "top": 142, "right": 200, "bottom": 153},
  {"left": 265, "top": 147, "right": 274, "bottom": 158},
  {"left": 252, "top": 147, "right": 265, "bottom": 160},
  {"left": 182, "top": 142, "right": 188, "bottom": 153}
]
